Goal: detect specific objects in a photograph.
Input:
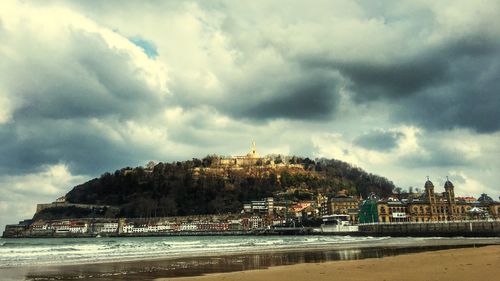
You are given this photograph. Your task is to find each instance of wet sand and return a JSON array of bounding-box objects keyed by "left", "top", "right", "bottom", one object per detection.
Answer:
[{"left": 165, "top": 245, "right": 500, "bottom": 281}]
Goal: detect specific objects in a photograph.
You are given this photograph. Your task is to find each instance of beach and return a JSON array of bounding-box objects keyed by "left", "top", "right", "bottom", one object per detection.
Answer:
[
  {"left": 164, "top": 245, "right": 500, "bottom": 281},
  {"left": 1, "top": 236, "right": 499, "bottom": 280}
]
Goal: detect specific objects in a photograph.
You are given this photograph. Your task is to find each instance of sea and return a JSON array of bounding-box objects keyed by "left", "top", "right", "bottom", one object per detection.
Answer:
[
  {"left": 0, "top": 235, "right": 380, "bottom": 267},
  {"left": 1, "top": 235, "right": 498, "bottom": 268}
]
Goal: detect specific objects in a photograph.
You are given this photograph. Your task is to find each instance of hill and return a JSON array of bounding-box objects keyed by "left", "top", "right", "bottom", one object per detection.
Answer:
[{"left": 34, "top": 156, "right": 395, "bottom": 220}]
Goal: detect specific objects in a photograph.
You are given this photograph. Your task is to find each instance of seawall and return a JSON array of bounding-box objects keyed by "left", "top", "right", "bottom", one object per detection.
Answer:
[{"left": 359, "top": 221, "right": 500, "bottom": 237}]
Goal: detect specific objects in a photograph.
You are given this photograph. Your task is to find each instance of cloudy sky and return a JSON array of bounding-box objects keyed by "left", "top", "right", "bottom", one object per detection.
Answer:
[{"left": 1, "top": 0, "right": 499, "bottom": 229}]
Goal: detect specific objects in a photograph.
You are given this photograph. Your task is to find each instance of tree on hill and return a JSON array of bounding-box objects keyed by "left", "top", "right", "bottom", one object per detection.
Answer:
[{"left": 59, "top": 157, "right": 395, "bottom": 219}]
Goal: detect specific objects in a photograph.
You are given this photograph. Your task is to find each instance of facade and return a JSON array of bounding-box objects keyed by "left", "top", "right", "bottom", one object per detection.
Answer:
[
  {"left": 243, "top": 197, "right": 274, "bottom": 215},
  {"left": 408, "top": 178, "right": 467, "bottom": 222},
  {"left": 216, "top": 141, "right": 268, "bottom": 167},
  {"left": 289, "top": 203, "right": 318, "bottom": 221},
  {"left": 377, "top": 200, "right": 410, "bottom": 223},
  {"left": 94, "top": 222, "right": 118, "bottom": 233},
  {"left": 358, "top": 194, "right": 379, "bottom": 223},
  {"left": 359, "top": 179, "right": 500, "bottom": 224},
  {"left": 327, "top": 195, "right": 360, "bottom": 223},
  {"left": 318, "top": 194, "right": 329, "bottom": 216}
]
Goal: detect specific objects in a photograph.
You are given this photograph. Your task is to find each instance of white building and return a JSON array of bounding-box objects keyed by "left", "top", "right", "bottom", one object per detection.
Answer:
[
  {"left": 249, "top": 216, "right": 263, "bottom": 229},
  {"left": 101, "top": 223, "right": 118, "bottom": 233},
  {"left": 180, "top": 222, "right": 198, "bottom": 231}
]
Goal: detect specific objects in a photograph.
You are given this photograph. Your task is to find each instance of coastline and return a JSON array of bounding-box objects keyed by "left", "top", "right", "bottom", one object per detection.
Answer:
[
  {"left": 1, "top": 237, "right": 499, "bottom": 281},
  {"left": 165, "top": 245, "right": 500, "bottom": 281}
]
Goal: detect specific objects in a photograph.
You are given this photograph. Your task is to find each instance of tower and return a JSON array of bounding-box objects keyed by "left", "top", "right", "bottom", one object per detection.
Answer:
[
  {"left": 444, "top": 177, "right": 455, "bottom": 204},
  {"left": 424, "top": 176, "right": 436, "bottom": 204},
  {"left": 247, "top": 140, "right": 259, "bottom": 158},
  {"left": 444, "top": 177, "right": 456, "bottom": 219}
]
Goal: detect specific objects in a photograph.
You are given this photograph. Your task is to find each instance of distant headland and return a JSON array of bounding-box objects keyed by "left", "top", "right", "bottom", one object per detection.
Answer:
[{"left": 3, "top": 142, "right": 499, "bottom": 238}]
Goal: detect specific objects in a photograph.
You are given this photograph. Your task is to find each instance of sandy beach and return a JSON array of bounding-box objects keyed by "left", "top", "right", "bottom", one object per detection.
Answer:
[
  {"left": 2, "top": 238, "right": 499, "bottom": 281},
  {"left": 163, "top": 245, "right": 500, "bottom": 281}
]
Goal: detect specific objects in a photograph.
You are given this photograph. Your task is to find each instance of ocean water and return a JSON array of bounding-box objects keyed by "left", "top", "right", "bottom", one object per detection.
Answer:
[
  {"left": 0, "top": 236, "right": 379, "bottom": 267},
  {"left": 0, "top": 235, "right": 496, "bottom": 268}
]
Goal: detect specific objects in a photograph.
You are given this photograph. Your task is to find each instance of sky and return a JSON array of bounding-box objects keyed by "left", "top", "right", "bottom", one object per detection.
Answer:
[{"left": 1, "top": 0, "right": 499, "bottom": 230}]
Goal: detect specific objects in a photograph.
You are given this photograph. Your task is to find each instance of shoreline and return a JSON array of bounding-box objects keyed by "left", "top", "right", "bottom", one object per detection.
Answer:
[
  {"left": 1, "top": 236, "right": 499, "bottom": 268},
  {"left": 165, "top": 245, "right": 500, "bottom": 281},
  {"left": 1, "top": 237, "right": 499, "bottom": 280}
]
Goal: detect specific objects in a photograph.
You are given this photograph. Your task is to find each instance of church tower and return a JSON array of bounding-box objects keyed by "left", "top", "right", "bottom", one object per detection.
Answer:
[
  {"left": 424, "top": 177, "right": 436, "bottom": 204},
  {"left": 444, "top": 177, "right": 456, "bottom": 219},
  {"left": 247, "top": 140, "right": 259, "bottom": 158},
  {"left": 444, "top": 177, "right": 455, "bottom": 204}
]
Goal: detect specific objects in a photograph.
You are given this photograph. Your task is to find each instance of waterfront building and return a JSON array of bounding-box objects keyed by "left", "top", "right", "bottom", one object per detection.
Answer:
[
  {"left": 318, "top": 194, "right": 329, "bottom": 216},
  {"left": 228, "top": 219, "right": 244, "bottom": 231},
  {"left": 179, "top": 222, "right": 198, "bottom": 231},
  {"left": 362, "top": 178, "right": 500, "bottom": 223},
  {"left": 245, "top": 216, "right": 264, "bottom": 229},
  {"left": 243, "top": 197, "right": 274, "bottom": 215},
  {"left": 408, "top": 178, "right": 467, "bottom": 222},
  {"left": 327, "top": 193, "right": 360, "bottom": 223},
  {"left": 68, "top": 221, "right": 88, "bottom": 234},
  {"left": 196, "top": 222, "right": 229, "bottom": 232},
  {"left": 377, "top": 199, "right": 410, "bottom": 223},
  {"left": 289, "top": 202, "right": 318, "bottom": 221},
  {"left": 358, "top": 193, "right": 379, "bottom": 223},
  {"left": 30, "top": 221, "right": 50, "bottom": 232},
  {"left": 94, "top": 222, "right": 118, "bottom": 233},
  {"left": 122, "top": 224, "right": 134, "bottom": 233}
]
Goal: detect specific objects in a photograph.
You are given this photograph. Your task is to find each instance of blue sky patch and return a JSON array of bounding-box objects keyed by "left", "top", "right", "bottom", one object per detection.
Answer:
[{"left": 130, "top": 37, "right": 158, "bottom": 58}]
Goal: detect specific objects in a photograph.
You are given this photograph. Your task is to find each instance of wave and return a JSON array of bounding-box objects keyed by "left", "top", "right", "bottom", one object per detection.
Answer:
[{"left": 0, "top": 236, "right": 457, "bottom": 268}]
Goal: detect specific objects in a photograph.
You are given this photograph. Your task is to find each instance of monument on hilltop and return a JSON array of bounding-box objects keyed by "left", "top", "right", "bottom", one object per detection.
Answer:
[{"left": 216, "top": 141, "right": 267, "bottom": 167}]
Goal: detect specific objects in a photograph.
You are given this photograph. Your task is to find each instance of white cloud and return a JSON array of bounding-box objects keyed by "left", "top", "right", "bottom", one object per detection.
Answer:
[
  {"left": 0, "top": 164, "right": 88, "bottom": 231},
  {"left": 0, "top": 1, "right": 169, "bottom": 117},
  {"left": 0, "top": 164, "right": 86, "bottom": 198}
]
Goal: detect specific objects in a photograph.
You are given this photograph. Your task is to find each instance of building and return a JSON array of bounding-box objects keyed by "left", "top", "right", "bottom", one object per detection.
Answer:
[
  {"left": 477, "top": 193, "right": 500, "bottom": 218},
  {"left": 289, "top": 202, "right": 318, "bottom": 221},
  {"left": 248, "top": 216, "right": 264, "bottom": 229},
  {"left": 377, "top": 199, "right": 410, "bottom": 223},
  {"left": 358, "top": 194, "right": 379, "bottom": 223},
  {"left": 317, "top": 194, "right": 329, "bottom": 216},
  {"left": 94, "top": 222, "right": 118, "bottom": 233},
  {"left": 327, "top": 193, "right": 360, "bottom": 223},
  {"left": 243, "top": 197, "right": 274, "bottom": 215},
  {"left": 371, "top": 178, "right": 500, "bottom": 223},
  {"left": 216, "top": 141, "right": 268, "bottom": 167},
  {"left": 407, "top": 178, "right": 467, "bottom": 222}
]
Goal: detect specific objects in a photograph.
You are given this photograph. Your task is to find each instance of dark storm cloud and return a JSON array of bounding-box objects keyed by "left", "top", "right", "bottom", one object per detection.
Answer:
[
  {"left": 397, "top": 52, "right": 500, "bottom": 133},
  {"left": 354, "top": 130, "right": 403, "bottom": 151},
  {"left": 336, "top": 56, "right": 449, "bottom": 101},
  {"left": 170, "top": 62, "right": 343, "bottom": 122},
  {"left": 12, "top": 31, "right": 164, "bottom": 121},
  {"left": 0, "top": 24, "right": 167, "bottom": 176},
  {"left": 303, "top": 34, "right": 500, "bottom": 133},
  {"left": 237, "top": 77, "right": 340, "bottom": 120},
  {"left": 0, "top": 119, "right": 157, "bottom": 176}
]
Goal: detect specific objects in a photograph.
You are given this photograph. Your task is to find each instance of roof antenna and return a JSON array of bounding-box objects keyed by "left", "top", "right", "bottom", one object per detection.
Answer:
[
  {"left": 426, "top": 176, "right": 429, "bottom": 181},
  {"left": 446, "top": 176, "right": 449, "bottom": 181}
]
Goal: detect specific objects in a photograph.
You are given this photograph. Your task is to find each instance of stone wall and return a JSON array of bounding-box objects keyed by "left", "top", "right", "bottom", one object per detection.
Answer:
[{"left": 359, "top": 220, "right": 500, "bottom": 237}]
